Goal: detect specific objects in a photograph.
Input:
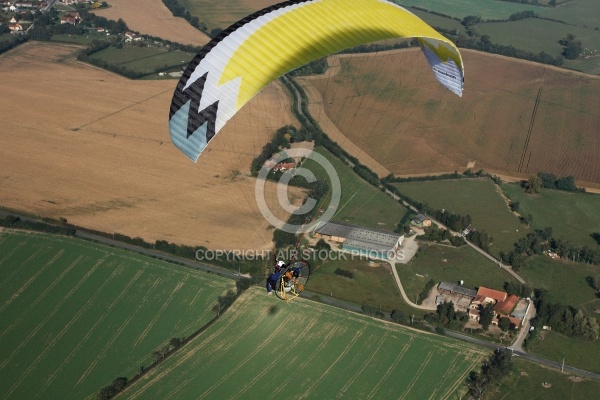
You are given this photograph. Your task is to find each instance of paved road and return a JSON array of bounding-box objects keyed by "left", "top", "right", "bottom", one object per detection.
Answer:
[
  {"left": 0, "top": 209, "right": 245, "bottom": 281},
  {"left": 445, "top": 330, "right": 600, "bottom": 380},
  {"left": 509, "top": 299, "right": 536, "bottom": 353}
]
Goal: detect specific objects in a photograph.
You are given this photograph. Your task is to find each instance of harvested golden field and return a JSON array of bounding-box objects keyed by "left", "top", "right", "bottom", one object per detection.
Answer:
[
  {"left": 303, "top": 48, "right": 600, "bottom": 185},
  {"left": 93, "top": 0, "right": 210, "bottom": 47},
  {"left": 183, "top": 0, "right": 282, "bottom": 31},
  {"left": 0, "top": 42, "right": 299, "bottom": 250}
]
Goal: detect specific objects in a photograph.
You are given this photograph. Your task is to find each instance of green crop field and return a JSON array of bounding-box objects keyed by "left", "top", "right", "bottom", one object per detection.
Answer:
[
  {"left": 397, "top": 0, "right": 544, "bottom": 20},
  {"left": 397, "top": 243, "right": 519, "bottom": 304},
  {"left": 393, "top": 178, "right": 525, "bottom": 256},
  {"left": 502, "top": 183, "right": 600, "bottom": 248},
  {"left": 89, "top": 46, "right": 194, "bottom": 75},
  {"left": 303, "top": 146, "right": 408, "bottom": 231},
  {"left": 122, "top": 287, "right": 485, "bottom": 399},
  {"left": 489, "top": 358, "right": 600, "bottom": 400},
  {"left": 0, "top": 231, "right": 234, "bottom": 400}
]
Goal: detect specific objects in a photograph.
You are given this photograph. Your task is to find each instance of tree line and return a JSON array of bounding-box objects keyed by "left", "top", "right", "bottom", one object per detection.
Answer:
[
  {"left": 1, "top": 215, "right": 76, "bottom": 236},
  {"left": 528, "top": 288, "right": 599, "bottom": 342},
  {"left": 161, "top": 0, "right": 208, "bottom": 34},
  {"left": 466, "top": 348, "right": 513, "bottom": 399},
  {"left": 500, "top": 226, "right": 600, "bottom": 269}
]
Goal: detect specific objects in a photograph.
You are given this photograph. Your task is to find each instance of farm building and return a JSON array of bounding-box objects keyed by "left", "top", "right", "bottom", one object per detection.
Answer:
[
  {"left": 437, "top": 282, "right": 477, "bottom": 312},
  {"left": 314, "top": 221, "right": 404, "bottom": 259},
  {"left": 493, "top": 294, "right": 519, "bottom": 316},
  {"left": 411, "top": 213, "right": 432, "bottom": 228},
  {"left": 438, "top": 282, "right": 477, "bottom": 299}
]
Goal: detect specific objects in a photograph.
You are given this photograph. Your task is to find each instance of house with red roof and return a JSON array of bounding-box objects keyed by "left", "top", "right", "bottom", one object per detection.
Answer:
[{"left": 493, "top": 294, "right": 519, "bottom": 316}]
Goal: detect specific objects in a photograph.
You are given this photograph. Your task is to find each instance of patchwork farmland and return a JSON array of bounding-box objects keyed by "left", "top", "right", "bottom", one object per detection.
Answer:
[
  {"left": 122, "top": 287, "right": 485, "bottom": 399},
  {"left": 0, "top": 231, "right": 234, "bottom": 400},
  {"left": 303, "top": 49, "right": 600, "bottom": 185}
]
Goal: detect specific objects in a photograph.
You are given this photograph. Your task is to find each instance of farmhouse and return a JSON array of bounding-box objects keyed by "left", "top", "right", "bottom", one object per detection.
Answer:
[
  {"left": 468, "top": 286, "right": 522, "bottom": 329},
  {"left": 125, "top": 32, "right": 143, "bottom": 42},
  {"left": 273, "top": 162, "right": 295, "bottom": 172},
  {"left": 411, "top": 213, "right": 432, "bottom": 228},
  {"left": 314, "top": 221, "right": 404, "bottom": 259}
]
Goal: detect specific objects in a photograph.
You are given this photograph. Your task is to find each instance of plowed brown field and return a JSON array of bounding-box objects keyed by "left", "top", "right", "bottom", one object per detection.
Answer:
[
  {"left": 303, "top": 48, "right": 600, "bottom": 185},
  {"left": 93, "top": 0, "right": 210, "bottom": 47},
  {"left": 0, "top": 42, "right": 299, "bottom": 250}
]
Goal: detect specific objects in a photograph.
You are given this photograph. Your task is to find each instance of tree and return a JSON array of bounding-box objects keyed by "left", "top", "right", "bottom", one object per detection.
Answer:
[
  {"left": 169, "top": 337, "right": 184, "bottom": 349},
  {"left": 524, "top": 175, "right": 542, "bottom": 194},
  {"left": 465, "top": 370, "right": 488, "bottom": 398},
  {"left": 559, "top": 34, "right": 583, "bottom": 59},
  {"left": 498, "top": 317, "right": 511, "bottom": 332},
  {"left": 479, "top": 303, "right": 495, "bottom": 330},
  {"left": 590, "top": 275, "right": 600, "bottom": 294},
  {"left": 556, "top": 176, "right": 577, "bottom": 191},
  {"left": 390, "top": 309, "right": 406, "bottom": 324},
  {"left": 537, "top": 172, "right": 557, "bottom": 188}
]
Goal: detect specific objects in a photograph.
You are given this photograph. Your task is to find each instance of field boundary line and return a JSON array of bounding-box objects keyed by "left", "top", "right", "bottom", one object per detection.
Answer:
[
  {"left": 125, "top": 293, "right": 263, "bottom": 399},
  {"left": 74, "top": 269, "right": 145, "bottom": 388},
  {"left": 0, "top": 255, "right": 84, "bottom": 341},
  {"left": 366, "top": 336, "right": 415, "bottom": 400}
]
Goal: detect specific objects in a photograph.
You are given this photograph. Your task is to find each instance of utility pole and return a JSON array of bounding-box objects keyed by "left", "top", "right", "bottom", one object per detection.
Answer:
[{"left": 561, "top": 357, "right": 565, "bottom": 373}]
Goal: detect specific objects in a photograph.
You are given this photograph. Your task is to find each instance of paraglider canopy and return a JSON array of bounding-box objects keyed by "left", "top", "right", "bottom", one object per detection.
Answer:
[{"left": 169, "top": 0, "right": 465, "bottom": 163}]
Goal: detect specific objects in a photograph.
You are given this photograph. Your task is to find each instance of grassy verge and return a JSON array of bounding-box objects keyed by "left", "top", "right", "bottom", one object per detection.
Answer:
[{"left": 526, "top": 331, "right": 600, "bottom": 374}]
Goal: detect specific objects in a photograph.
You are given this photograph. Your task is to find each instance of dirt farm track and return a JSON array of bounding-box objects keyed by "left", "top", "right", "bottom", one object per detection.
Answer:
[{"left": 0, "top": 42, "right": 299, "bottom": 250}]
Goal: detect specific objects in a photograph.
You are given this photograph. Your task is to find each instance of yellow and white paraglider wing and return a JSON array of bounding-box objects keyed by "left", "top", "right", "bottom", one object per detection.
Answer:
[{"left": 169, "top": 0, "right": 464, "bottom": 162}]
